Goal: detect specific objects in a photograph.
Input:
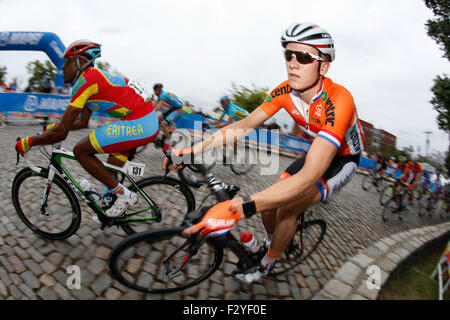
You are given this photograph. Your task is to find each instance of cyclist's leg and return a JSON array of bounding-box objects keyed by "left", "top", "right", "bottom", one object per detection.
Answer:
[
  {"left": 73, "top": 137, "right": 119, "bottom": 189},
  {"left": 260, "top": 156, "right": 307, "bottom": 238},
  {"left": 269, "top": 187, "right": 321, "bottom": 254},
  {"left": 273, "top": 155, "right": 358, "bottom": 251},
  {"left": 74, "top": 111, "right": 158, "bottom": 189}
]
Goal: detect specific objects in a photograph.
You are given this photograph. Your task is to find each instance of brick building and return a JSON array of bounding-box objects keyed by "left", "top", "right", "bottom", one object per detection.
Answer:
[{"left": 359, "top": 119, "right": 396, "bottom": 152}]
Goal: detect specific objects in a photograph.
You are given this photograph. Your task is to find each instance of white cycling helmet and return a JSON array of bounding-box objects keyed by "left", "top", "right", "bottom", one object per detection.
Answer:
[{"left": 281, "top": 22, "right": 335, "bottom": 62}]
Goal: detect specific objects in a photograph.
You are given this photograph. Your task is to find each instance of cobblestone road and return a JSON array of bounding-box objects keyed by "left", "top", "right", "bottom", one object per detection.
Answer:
[{"left": 0, "top": 125, "right": 448, "bottom": 300}]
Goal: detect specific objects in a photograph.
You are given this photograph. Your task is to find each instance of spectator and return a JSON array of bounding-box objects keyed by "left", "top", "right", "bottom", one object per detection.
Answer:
[{"left": 8, "top": 78, "right": 18, "bottom": 92}]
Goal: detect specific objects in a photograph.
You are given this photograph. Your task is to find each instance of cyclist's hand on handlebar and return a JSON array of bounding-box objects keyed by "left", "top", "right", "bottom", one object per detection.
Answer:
[
  {"left": 181, "top": 200, "right": 244, "bottom": 237},
  {"left": 15, "top": 137, "right": 33, "bottom": 156},
  {"left": 162, "top": 146, "right": 194, "bottom": 170}
]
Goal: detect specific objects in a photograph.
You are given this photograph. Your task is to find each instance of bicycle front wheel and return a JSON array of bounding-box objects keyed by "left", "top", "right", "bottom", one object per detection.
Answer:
[
  {"left": 11, "top": 167, "right": 81, "bottom": 240},
  {"left": 108, "top": 227, "right": 223, "bottom": 294},
  {"left": 122, "top": 176, "right": 196, "bottom": 235},
  {"left": 382, "top": 198, "right": 400, "bottom": 222},
  {"left": 361, "top": 174, "right": 374, "bottom": 192},
  {"left": 230, "top": 145, "right": 256, "bottom": 175},
  {"left": 270, "top": 219, "right": 326, "bottom": 276}
]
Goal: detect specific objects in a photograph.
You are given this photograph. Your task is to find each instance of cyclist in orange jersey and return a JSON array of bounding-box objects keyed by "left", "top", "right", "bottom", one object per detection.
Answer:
[{"left": 164, "top": 22, "right": 365, "bottom": 283}]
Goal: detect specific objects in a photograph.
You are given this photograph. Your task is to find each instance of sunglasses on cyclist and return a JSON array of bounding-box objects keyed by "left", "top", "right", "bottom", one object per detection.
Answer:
[{"left": 284, "top": 49, "right": 325, "bottom": 64}]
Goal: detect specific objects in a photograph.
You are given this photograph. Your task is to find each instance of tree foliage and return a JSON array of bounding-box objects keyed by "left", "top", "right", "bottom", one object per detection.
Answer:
[
  {"left": 430, "top": 74, "right": 450, "bottom": 133},
  {"left": 25, "top": 60, "right": 56, "bottom": 92},
  {"left": 0, "top": 65, "right": 6, "bottom": 82},
  {"left": 228, "top": 82, "right": 269, "bottom": 113},
  {"left": 424, "top": 0, "right": 450, "bottom": 61},
  {"left": 424, "top": 0, "right": 450, "bottom": 172},
  {"left": 96, "top": 60, "right": 112, "bottom": 72}
]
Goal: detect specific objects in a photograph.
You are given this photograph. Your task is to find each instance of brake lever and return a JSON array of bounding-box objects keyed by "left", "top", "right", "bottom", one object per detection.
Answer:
[{"left": 15, "top": 137, "right": 21, "bottom": 165}]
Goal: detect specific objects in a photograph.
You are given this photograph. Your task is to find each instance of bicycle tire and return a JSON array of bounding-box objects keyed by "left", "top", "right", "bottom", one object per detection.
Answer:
[
  {"left": 375, "top": 178, "right": 385, "bottom": 193},
  {"left": 379, "top": 185, "right": 395, "bottom": 206},
  {"left": 230, "top": 145, "right": 255, "bottom": 175},
  {"left": 122, "top": 176, "right": 196, "bottom": 235},
  {"left": 270, "top": 219, "right": 327, "bottom": 276},
  {"left": 11, "top": 167, "right": 81, "bottom": 240},
  {"left": 381, "top": 198, "right": 399, "bottom": 222},
  {"left": 417, "top": 196, "right": 430, "bottom": 217},
  {"left": 361, "top": 174, "right": 374, "bottom": 192},
  {"left": 108, "top": 227, "right": 223, "bottom": 294}
]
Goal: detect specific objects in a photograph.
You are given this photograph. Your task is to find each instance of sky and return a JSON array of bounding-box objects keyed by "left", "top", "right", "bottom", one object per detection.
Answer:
[{"left": 0, "top": 0, "right": 449, "bottom": 157}]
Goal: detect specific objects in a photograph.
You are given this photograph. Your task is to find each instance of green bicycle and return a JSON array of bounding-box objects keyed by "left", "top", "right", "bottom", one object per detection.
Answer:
[{"left": 12, "top": 142, "right": 195, "bottom": 240}]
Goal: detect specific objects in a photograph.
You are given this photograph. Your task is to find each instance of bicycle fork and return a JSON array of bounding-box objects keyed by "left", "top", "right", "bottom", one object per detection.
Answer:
[
  {"left": 40, "top": 166, "right": 56, "bottom": 216},
  {"left": 162, "top": 234, "right": 208, "bottom": 280}
]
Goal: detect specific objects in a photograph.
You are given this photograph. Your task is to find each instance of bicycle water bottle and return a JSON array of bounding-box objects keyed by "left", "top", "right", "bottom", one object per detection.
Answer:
[
  {"left": 240, "top": 232, "right": 259, "bottom": 253},
  {"left": 79, "top": 179, "right": 102, "bottom": 203}
]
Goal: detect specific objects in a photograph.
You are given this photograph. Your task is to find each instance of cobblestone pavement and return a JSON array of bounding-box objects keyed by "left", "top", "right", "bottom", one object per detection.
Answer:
[{"left": 0, "top": 125, "right": 448, "bottom": 300}]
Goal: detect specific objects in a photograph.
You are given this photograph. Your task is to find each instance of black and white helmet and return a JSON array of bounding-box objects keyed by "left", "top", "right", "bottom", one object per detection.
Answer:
[{"left": 281, "top": 22, "right": 335, "bottom": 62}]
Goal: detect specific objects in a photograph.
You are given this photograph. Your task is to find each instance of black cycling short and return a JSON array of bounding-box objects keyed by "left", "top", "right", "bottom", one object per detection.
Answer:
[{"left": 279, "top": 154, "right": 360, "bottom": 201}]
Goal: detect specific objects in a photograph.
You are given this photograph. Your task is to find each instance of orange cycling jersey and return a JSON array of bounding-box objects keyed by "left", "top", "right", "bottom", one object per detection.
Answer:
[
  {"left": 411, "top": 163, "right": 423, "bottom": 175},
  {"left": 259, "top": 77, "right": 365, "bottom": 156}
]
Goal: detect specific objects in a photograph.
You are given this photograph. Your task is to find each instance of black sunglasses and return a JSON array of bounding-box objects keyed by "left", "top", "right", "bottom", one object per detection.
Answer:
[{"left": 284, "top": 49, "right": 325, "bottom": 64}]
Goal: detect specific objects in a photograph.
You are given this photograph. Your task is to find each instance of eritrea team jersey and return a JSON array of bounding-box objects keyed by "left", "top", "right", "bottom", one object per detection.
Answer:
[
  {"left": 69, "top": 67, "right": 159, "bottom": 159},
  {"left": 223, "top": 103, "right": 249, "bottom": 121},
  {"left": 157, "top": 91, "right": 184, "bottom": 109},
  {"left": 259, "top": 77, "right": 365, "bottom": 157},
  {"left": 69, "top": 67, "right": 154, "bottom": 118}
]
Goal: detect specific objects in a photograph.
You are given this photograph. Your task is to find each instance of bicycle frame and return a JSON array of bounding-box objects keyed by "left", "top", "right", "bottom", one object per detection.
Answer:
[
  {"left": 23, "top": 145, "right": 161, "bottom": 226},
  {"left": 164, "top": 211, "right": 309, "bottom": 279}
]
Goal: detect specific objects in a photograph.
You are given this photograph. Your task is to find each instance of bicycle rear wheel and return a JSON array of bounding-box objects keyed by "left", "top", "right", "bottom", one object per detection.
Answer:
[
  {"left": 11, "top": 167, "right": 81, "bottom": 240},
  {"left": 270, "top": 219, "right": 326, "bottom": 276},
  {"left": 122, "top": 176, "right": 196, "bottom": 235},
  {"left": 417, "top": 196, "right": 430, "bottom": 217},
  {"left": 108, "top": 227, "right": 223, "bottom": 294}
]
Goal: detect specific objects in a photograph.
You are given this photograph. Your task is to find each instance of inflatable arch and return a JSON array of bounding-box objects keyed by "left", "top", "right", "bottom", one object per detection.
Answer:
[{"left": 0, "top": 31, "right": 65, "bottom": 88}]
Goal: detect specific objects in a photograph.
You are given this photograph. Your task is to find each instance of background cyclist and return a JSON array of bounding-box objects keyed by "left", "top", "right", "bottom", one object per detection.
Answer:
[
  {"left": 369, "top": 152, "right": 387, "bottom": 179},
  {"left": 207, "top": 95, "right": 249, "bottom": 129},
  {"left": 153, "top": 83, "right": 184, "bottom": 147},
  {"left": 15, "top": 40, "right": 159, "bottom": 218}
]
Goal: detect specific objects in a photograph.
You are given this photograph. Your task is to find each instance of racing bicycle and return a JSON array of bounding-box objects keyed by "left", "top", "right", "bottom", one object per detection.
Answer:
[
  {"left": 108, "top": 163, "right": 326, "bottom": 294},
  {"left": 12, "top": 142, "right": 196, "bottom": 240},
  {"left": 361, "top": 170, "right": 386, "bottom": 193},
  {"left": 381, "top": 182, "right": 412, "bottom": 221}
]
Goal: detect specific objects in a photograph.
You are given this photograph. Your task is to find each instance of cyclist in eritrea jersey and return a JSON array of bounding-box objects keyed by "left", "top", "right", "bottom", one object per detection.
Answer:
[
  {"left": 165, "top": 22, "right": 365, "bottom": 283},
  {"left": 208, "top": 95, "right": 249, "bottom": 129},
  {"left": 153, "top": 83, "right": 184, "bottom": 148},
  {"left": 15, "top": 40, "right": 159, "bottom": 218}
]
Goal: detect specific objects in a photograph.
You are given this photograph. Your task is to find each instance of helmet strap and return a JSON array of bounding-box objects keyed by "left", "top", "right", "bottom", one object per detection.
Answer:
[{"left": 70, "top": 56, "right": 95, "bottom": 86}]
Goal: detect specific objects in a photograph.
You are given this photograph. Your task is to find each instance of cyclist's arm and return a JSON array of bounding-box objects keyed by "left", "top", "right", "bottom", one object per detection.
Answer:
[
  {"left": 193, "top": 108, "right": 270, "bottom": 154},
  {"left": 234, "top": 137, "right": 337, "bottom": 213},
  {"left": 71, "top": 106, "right": 92, "bottom": 130},
  {"left": 155, "top": 100, "right": 168, "bottom": 111},
  {"left": 31, "top": 105, "right": 82, "bottom": 146},
  {"left": 214, "top": 116, "right": 234, "bottom": 128},
  {"left": 208, "top": 113, "right": 226, "bottom": 127}
]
